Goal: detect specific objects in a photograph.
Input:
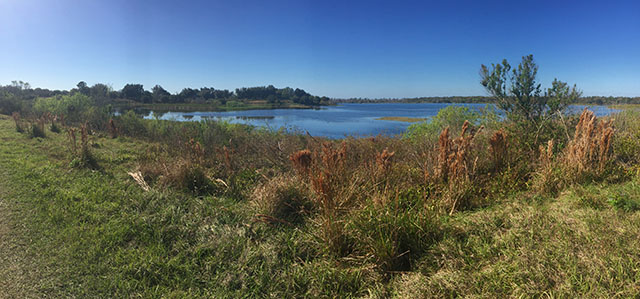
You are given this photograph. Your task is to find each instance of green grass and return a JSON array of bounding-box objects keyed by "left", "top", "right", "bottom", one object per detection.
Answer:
[{"left": 1, "top": 114, "right": 640, "bottom": 297}]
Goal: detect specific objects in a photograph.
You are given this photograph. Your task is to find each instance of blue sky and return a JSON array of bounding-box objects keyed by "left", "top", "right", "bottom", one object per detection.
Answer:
[{"left": 1, "top": 0, "right": 638, "bottom": 98}]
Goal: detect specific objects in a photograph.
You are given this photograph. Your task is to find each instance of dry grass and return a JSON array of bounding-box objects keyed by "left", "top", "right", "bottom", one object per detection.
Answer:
[
  {"left": 565, "top": 108, "right": 614, "bottom": 179},
  {"left": 431, "top": 121, "right": 482, "bottom": 214},
  {"left": 533, "top": 109, "right": 617, "bottom": 195},
  {"left": 290, "top": 149, "right": 312, "bottom": 176},
  {"left": 489, "top": 129, "right": 508, "bottom": 169},
  {"left": 251, "top": 175, "right": 311, "bottom": 224}
]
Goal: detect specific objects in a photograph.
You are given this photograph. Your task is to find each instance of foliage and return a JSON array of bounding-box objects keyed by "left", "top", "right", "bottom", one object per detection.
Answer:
[
  {"left": 404, "top": 105, "right": 481, "bottom": 141},
  {"left": 480, "top": 54, "right": 581, "bottom": 124},
  {"left": 33, "top": 93, "right": 105, "bottom": 125}
]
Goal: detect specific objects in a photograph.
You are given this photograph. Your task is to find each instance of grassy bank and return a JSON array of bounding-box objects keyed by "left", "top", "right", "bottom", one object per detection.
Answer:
[{"left": 2, "top": 104, "right": 640, "bottom": 297}]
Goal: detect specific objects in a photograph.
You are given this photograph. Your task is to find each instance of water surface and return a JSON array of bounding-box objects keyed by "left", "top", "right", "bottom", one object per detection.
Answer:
[{"left": 141, "top": 103, "right": 618, "bottom": 139}]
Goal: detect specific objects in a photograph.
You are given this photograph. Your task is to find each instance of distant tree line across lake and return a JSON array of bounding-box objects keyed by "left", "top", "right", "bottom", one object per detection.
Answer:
[
  {"left": 1, "top": 79, "right": 639, "bottom": 116},
  {"left": 336, "top": 95, "right": 640, "bottom": 105},
  {"left": 0, "top": 80, "right": 332, "bottom": 113}
]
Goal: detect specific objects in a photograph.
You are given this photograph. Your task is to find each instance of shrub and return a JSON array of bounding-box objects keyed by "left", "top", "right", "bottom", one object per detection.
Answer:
[
  {"left": 117, "top": 110, "right": 148, "bottom": 136},
  {"left": 29, "top": 117, "right": 46, "bottom": 138},
  {"left": 107, "top": 118, "right": 118, "bottom": 138},
  {"left": 0, "top": 92, "right": 22, "bottom": 115},
  {"left": 34, "top": 94, "right": 93, "bottom": 123},
  {"left": 405, "top": 105, "right": 480, "bottom": 142},
  {"left": 50, "top": 121, "right": 61, "bottom": 133},
  {"left": 68, "top": 123, "right": 99, "bottom": 169}
]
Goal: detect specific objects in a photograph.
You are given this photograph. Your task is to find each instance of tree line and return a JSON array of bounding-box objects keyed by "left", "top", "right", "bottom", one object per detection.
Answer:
[{"left": 0, "top": 81, "right": 331, "bottom": 115}]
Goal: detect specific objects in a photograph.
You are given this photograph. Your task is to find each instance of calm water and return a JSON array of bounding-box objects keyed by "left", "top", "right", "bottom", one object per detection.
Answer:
[{"left": 142, "top": 103, "right": 618, "bottom": 139}]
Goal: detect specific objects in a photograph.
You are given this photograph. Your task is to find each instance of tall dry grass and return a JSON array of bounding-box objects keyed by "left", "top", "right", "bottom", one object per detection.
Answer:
[
  {"left": 489, "top": 129, "right": 508, "bottom": 170},
  {"left": 430, "top": 121, "right": 482, "bottom": 214},
  {"left": 533, "top": 109, "right": 617, "bottom": 194},
  {"left": 565, "top": 108, "right": 614, "bottom": 179}
]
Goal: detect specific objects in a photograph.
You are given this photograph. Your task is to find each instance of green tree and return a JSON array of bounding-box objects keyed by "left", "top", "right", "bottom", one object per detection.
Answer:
[
  {"left": 480, "top": 54, "right": 580, "bottom": 123},
  {"left": 121, "top": 84, "right": 145, "bottom": 102},
  {"left": 152, "top": 85, "right": 171, "bottom": 103},
  {"left": 77, "top": 81, "right": 90, "bottom": 95},
  {"left": 481, "top": 54, "right": 582, "bottom": 147}
]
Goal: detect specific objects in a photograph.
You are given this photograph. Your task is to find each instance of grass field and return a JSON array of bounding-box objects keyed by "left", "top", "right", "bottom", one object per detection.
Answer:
[{"left": 1, "top": 113, "right": 640, "bottom": 297}]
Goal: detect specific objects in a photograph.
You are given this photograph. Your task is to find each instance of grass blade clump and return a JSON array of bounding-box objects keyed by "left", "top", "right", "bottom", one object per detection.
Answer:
[{"left": 12, "top": 112, "right": 24, "bottom": 132}]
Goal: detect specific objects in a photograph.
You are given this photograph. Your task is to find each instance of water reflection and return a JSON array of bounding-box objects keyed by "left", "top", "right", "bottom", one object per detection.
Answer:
[{"left": 128, "top": 103, "right": 618, "bottom": 139}]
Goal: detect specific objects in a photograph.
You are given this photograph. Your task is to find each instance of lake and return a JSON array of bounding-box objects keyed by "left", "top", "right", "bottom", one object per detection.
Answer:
[{"left": 140, "top": 103, "right": 618, "bottom": 139}]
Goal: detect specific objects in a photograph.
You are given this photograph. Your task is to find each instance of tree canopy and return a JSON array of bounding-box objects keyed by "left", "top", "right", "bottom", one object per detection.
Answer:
[{"left": 480, "top": 54, "right": 582, "bottom": 123}]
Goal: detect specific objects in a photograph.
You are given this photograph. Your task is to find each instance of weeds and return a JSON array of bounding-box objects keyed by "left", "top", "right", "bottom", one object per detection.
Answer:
[
  {"left": 431, "top": 121, "right": 481, "bottom": 214},
  {"left": 12, "top": 112, "right": 23, "bottom": 133},
  {"left": 107, "top": 118, "right": 118, "bottom": 138},
  {"left": 67, "top": 123, "right": 99, "bottom": 169},
  {"left": 290, "top": 149, "right": 312, "bottom": 176},
  {"left": 489, "top": 129, "right": 508, "bottom": 170},
  {"left": 565, "top": 108, "right": 614, "bottom": 180},
  {"left": 251, "top": 175, "right": 312, "bottom": 224}
]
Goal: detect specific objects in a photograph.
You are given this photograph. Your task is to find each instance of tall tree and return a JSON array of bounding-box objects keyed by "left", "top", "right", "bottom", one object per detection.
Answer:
[
  {"left": 121, "top": 84, "right": 145, "bottom": 102},
  {"left": 152, "top": 85, "right": 171, "bottom": 103}
]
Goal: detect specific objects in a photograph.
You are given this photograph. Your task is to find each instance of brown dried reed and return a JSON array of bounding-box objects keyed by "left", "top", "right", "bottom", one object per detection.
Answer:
[
  {"left": 431, "top": 121, "right": 482, "bottom": 214},
  {"left": 489, "top": 129, "right": 508, "bottom": 169},
  {"left": 375, "top": 148, "right": 395, "bottom": 174},
  {"left": 290, "top": 149, "right": 312, "bottom": 176},
  {"left": 565, "top": 108, "right": 614, "bottom": 176},
  {"left": 433, "top": 121, "right": 479, "bottom": 184}
]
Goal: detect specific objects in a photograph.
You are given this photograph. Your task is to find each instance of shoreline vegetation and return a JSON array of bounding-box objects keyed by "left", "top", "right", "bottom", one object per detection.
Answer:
[
  {"left": 2, "top": 55, "right": 640, "bottom": 297},
  {"left": 113, "top": 100, "right": 322, "bottom": 113}
]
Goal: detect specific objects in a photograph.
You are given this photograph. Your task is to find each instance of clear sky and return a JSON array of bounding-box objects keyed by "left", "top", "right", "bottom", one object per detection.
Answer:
[{"left": 1, "top": 0, "right": 639, "bottom": 98}]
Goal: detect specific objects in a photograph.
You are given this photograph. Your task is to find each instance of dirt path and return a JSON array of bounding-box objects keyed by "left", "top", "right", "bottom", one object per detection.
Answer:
[{"left": 0, "top": 171, "right": 43, "bottom": 298}]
